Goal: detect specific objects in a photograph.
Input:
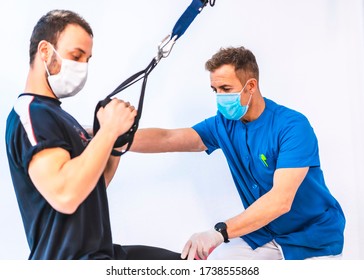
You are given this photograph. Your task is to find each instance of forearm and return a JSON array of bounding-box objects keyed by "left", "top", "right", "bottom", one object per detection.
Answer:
[
  {"left": 103, "top": 155, "right": 121, "bottom": 187},
  {"left": 226, "top": 190, "right": 290, "bottom": 239},
  {"left": 29, "top": 99, "right": 138, "bottom": 214},
  {"left": 61, "top": 127, "right": 116, "bottom": 193},
  {"left": 130, "top": 128, "right": 171, "bottom": 152},
  {"left": 29, "top": 127, "right": 117, "bottom": 214},
  {"left": 225, "top": 168, "right": 307, "bottom": 239},
  {"left": 131, "top": 128, "right": 206, "bottom": 153},
  {"left": 181, "top": 191, "right": 290, "bottom": 260},
  {"left": 82, "top": 124, "right": 120, "bottom": 187}
]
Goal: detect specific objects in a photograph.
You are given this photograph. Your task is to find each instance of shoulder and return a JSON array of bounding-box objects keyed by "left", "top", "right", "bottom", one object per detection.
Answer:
[
  {"left": 15, "top": 94, "right": 62, "bottom": 120},
  {"left": 265, "top": 98, "right": 310, "bottom": 126}
]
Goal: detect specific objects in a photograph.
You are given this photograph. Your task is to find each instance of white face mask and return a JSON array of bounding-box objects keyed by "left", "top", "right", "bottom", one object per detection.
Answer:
[{"left": 44, "top": 44, "right": 88, "bottom": 98}]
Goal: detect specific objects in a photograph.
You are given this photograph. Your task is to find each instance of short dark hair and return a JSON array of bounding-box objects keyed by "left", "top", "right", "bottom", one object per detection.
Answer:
[
  {"left": 29, "top": 9, "right": 93, "bottom": 65},
  {"left": 205, "top": 46, "right": 259, "bottom": 81}
]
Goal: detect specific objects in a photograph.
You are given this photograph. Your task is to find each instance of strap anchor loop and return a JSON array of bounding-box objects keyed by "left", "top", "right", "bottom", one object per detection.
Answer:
[{"left": 155, "top": 34, "right": 177, "bottom": 63}]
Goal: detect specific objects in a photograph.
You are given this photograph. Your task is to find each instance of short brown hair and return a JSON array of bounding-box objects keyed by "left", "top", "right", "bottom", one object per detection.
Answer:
[
  {"left": 205, "top": 46, "right": 259, "bottom": 81},
  {"left": 29, "top": 9, "right": 93, "bottom": 65}
]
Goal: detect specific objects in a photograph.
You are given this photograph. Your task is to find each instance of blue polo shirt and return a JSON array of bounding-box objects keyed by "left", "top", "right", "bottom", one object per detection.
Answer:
[{"left": 192, "top": 98, "right": 345, "bottom": 259}]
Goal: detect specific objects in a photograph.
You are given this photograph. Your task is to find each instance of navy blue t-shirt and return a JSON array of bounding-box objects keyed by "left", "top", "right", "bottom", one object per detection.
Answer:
[
  {"left": 193, "top": 98, "right": 345, "bottom": 259},
  {"left": 6, "top": 94, "right": 115, "bottom": 259}
]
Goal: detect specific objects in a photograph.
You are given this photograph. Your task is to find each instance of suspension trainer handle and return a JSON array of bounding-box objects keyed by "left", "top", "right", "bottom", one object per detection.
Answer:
[{"left": 93, "top": 0, "right": 216, "bottom": 156}]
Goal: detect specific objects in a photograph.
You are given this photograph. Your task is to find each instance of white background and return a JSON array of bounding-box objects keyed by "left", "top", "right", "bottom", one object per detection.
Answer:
[{"left": 0, "top": 0, "right": 363, "bottom": 260}]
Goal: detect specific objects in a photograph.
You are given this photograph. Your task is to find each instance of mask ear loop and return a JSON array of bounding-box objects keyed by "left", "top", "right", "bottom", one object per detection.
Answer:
[
  {"left": 239, "top": 78, "right": 250, "bottom": 94},
  {"left": 48, "top": 43, "right": 62, "bottom": 60},
  {"left": 43, "top": 42, "right": 61, "bottom": 77},
  {"left": 240, "top": 78, "right": 254, "bottom": 105},
  {"left": 246, "top": 92, "right": 253, "bottom": 106},
  {"left": 41, "top": 42, "right": 53, "bottom": 77},
  {"left": 43, "top": 61, "right": 51, "bottom": 76}
]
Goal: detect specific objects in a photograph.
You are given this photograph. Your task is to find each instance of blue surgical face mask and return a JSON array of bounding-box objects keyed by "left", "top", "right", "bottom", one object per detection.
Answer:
[{"left": 216, "top": 82, "right": 252, "bottom": 120}]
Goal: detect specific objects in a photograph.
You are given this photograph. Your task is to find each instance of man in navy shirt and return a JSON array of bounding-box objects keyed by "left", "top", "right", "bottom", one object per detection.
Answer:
[
  {"left": 130, "top": 46, "right": 346, "bottom": 260},
  {"left": 5, "top": 9, "right": 180, "bottom": 260}
]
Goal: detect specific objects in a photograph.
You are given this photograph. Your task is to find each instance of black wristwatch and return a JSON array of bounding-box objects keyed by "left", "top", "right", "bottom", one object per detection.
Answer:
[{"left": 214, "top": 222, "right": 230, "bottom": 243}]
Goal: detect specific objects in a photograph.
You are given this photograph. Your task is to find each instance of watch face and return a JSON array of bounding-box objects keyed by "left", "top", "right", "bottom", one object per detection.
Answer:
[
  {"left": 215, "top": 222, "right": 229, "bottom": 243},
  {"left": 215, "top": 222, "right": 227, "bottom": 231}
]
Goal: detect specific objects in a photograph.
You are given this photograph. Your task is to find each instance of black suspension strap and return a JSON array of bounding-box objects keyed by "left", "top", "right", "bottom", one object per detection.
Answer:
[{"left": 93, "top": 0, "right": 216, "bottom": 156}]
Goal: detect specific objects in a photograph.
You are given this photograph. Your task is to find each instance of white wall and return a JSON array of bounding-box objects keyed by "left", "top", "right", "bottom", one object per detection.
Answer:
[{"left": 0, "top": 0, "right": 363, "bottom": 259}]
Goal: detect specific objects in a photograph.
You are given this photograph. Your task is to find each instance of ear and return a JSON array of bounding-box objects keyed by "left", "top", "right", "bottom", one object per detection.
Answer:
[
  {"left": 38, "top": 40, "right": 50, "bottom": 62},
  {"left": 247, "top": 78, "right": 258, "bottom": 93}
]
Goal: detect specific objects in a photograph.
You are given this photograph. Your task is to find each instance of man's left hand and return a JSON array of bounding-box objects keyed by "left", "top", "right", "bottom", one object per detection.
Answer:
[{"left": 181, "top": 229, "right": 224, "bottom": 260}]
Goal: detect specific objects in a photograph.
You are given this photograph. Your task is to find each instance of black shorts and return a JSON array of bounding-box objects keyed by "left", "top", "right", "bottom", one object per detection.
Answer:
[{"left": 113, "top": 244, "right": 182, "bottom": 260}]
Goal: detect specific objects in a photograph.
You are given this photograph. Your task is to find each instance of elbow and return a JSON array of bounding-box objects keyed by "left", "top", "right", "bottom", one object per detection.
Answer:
[
  {"left": 57, "top": 205, "right": 78, "bottom": 215},
  {"left": 49, "top": 195, "right": 80, "bottom": 215},
  {"left": 53, "top": 203, "right": 79, "bottom": 215},
  {"left": 278, "top": 200, "right": 292, "bottom": 216},
  {"left": 269, "top": 189, "right": 295, "bottom": 217},
  {"left": 280, "top": 204, "right": 291, "bottom": 216}
]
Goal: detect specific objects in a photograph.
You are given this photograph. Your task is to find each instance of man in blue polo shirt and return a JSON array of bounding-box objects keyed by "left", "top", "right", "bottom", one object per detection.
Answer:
[{"left": 130, "top": 46, "right": 345, "bottom": 260}]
